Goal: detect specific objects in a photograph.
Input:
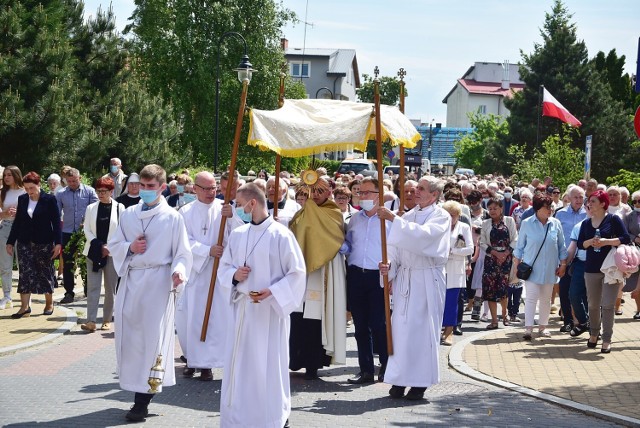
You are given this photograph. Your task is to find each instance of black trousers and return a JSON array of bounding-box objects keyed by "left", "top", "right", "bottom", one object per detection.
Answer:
[
  {"left": 62, "top": 232, "right": 78, "bottom": 297},
  {"left": 346, "top": 266, "right": 388, "bottom": 375}
]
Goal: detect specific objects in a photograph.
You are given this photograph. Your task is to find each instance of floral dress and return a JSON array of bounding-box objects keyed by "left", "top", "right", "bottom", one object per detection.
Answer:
[{"left": 482, "top": 219, "right": 512, "bottom": 301}]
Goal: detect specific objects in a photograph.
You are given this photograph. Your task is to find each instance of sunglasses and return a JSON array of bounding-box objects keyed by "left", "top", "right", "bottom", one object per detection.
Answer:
[{"left": 633, "top": 200, "right": 640, "bottom": 204}]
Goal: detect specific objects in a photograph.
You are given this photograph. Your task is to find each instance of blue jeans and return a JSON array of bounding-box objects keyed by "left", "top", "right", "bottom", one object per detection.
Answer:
[
  {"left": 507, "top": 284, "right": 523, "bottom": 317},
  {"left": 346, "top": 266, "right": 388, "bottom": 375},
  {"left": 569, "top": 260, "right": 588, "bottom": 325}
]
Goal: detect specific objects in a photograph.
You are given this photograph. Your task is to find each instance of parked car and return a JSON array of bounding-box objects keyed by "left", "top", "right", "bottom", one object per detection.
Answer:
[
  {"left": 454, "top": 168, "right": 475, "bottom": 177},
  {"left": 384, "top": 165, "right": 409, "bottom": 176},
  {"left": 335, "top": 159, "right": 377, "bottom": 178}
]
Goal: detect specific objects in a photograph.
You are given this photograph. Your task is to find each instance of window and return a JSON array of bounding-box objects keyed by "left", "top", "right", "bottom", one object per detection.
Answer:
[
  {"left": 477, "top": 105, "right": 487, "bottom": 114},
  {"left": 290, "top": 61, "right": 310, "bottom": 78}
]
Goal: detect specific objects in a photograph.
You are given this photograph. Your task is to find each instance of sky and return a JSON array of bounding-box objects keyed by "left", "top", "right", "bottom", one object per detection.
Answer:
[{"left": 83, "top": 0, "right": 639, "bottom": 126}]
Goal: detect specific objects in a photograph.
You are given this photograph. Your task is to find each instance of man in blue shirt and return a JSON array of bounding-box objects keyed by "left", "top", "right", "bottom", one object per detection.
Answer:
[
  {"left": 56, "top": 168, "right": 97, "bottom": 303},
  {"left": 554, "top": 186, "right": 586, "bottom": 331},
  {"left": 343, "top": 177, "right": 390, "bottom": 384}
]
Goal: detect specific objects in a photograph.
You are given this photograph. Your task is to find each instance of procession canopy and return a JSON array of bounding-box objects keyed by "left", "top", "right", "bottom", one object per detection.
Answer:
[{"left": 248, "top": 99, "right": 421, "bottom": 157}]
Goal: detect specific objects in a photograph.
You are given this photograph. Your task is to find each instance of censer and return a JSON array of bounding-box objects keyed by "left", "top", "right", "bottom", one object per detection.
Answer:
[{"left": 148, "top": 288, "right": 178, "bottom": 393}]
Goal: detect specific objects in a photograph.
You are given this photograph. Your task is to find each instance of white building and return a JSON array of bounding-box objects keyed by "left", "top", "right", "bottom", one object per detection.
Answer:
[{"left": 442, "top": 61, "right": 525, "bottom": 128}]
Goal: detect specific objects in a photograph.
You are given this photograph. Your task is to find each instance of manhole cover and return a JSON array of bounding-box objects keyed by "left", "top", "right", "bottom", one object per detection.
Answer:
[{"left": 427, "top": 381, "right": 489, "bottom": 396}]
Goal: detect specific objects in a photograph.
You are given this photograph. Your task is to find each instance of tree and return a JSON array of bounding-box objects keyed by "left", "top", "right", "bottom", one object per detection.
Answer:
[
  {"left": 453, "top": 113, "right": 510, "bottom": 174},
  {"left": 356, "top": 74, "right": 406, "bottom": 106},
  {"left": 504, "top": 0, "right": 635, "bottom": 180},
  {"left": 508, "top": 126, "right": 584, "bottom": 191},
  {"left": 125, "top": 0, "right": 307, "bottom": 172},
  {"left": 0, "top": 1, "right": 183, "bottom": 176}
]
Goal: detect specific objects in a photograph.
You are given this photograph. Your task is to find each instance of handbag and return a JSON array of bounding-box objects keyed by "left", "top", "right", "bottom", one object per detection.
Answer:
[{"left": 516, "top": 223, "right": 550, "bottom": 280}]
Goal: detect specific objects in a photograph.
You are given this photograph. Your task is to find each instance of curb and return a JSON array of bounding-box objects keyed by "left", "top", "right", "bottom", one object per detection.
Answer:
[{"left": 449, "top": 329, "right": 640, "bottom": 427}]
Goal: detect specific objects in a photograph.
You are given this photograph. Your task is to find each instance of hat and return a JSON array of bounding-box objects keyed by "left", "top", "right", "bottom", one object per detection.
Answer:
[
  {"left": 546, "top": 185, "right": 554, "bottom": 194},
  {"left": 128, "top": 173, "right": 140, "bottom": 183}
]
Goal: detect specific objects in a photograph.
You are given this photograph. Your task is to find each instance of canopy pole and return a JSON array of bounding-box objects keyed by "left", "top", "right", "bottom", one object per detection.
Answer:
[
  {"left": 273, "top": 68, "right": 286, "bottom": 219},
  {"left": 201, "top": 77, "right": 250, "bottom": 342},
  {"left": 374, "top": 67, "right": 393, "bottom": 355},
  {"left": 397, "top": 68, "right": 406, "bottom": 216}
]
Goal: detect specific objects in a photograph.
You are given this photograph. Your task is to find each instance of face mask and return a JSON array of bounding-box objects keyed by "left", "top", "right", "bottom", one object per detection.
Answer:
[
  {"left": 110, "top": 165, "right": 119, "bottom": 174},
  {"left": 183, "top": 194, "right": 196, "bottom": 204},
  {"left": 176, "top": 185, "right": 185, "bottom": 193},
  {"left": 359, "top": 199, "right": 375, "bottom": 211},
  {"left": 503, "top": 192, "right": 512, "bottom": 199},
  {"left": 235, "top": 205, "right": 253, "bottom": 223},
  {"left": 634, "top": 207, "right": 640, "bottom": 213},
  {"left": 139, "top": 189, "right": 159, "bottom": 205}
]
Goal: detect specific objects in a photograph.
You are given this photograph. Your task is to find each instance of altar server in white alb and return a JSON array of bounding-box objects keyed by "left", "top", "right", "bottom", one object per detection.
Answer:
[
  {"left": 378, "top": 176, "right": 450, "bottom": 401},
  {"left": 219, "top": 183, "right": 306, "bottom": 428},
  {"left": 108, "top": 164, "right": 192, "bottom": 422},
  {"left": 266, "top": 176, "right": 300, "bottom": 226},
  {"left": 176, "top": 171, "right": 243, "bottom": 381}
]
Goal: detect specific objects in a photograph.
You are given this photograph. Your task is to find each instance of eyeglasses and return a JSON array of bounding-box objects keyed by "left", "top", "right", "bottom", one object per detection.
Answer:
[
  {"left": 96, "top": 189, "right": 110, "bottom": 194},
  {"left": 195, "top": 183, "right": 217, "bottom": 192},
  {"left": 335, "top": 196, "right": 349, "bottom": 202},
  {"left": 552, "top": 191, "right": 560, "bottom": 194},
  {"left": 633, "top": 200, "right": 640, "bottom": 204},
  {"left": 357, "top": 191, "right": 379, "bottom": 197}
]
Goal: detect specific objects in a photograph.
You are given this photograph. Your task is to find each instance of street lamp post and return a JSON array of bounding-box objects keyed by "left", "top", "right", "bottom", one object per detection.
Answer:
[
  {"left": 428, "top": 120, "right": 433, "bottom": 164},
  {"left": 214, "top": 31, "right": 253, "bottom": 173}
]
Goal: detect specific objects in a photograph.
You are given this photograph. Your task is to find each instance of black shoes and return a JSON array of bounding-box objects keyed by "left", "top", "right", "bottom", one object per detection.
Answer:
[
  {"left": 200, "top": 369, "right": 213, "bottom": 381},
  {"left": 453, "top": 326, "right": 463, "bottom": 336},
  {"left": 559, "top": 323, "right": 573, "bottom": 333},
  {"left": 60, "top": 294, "right": 74, "bottom": 304},
  {"left": 570, "top": 323, "right": 589, "bottom": 337},
  {"left": 11, "top": 307, "right": 31, "bottom": 319},
  {"left": 587, "top": 336, "right": 600, "bottom": 349},
  {"left": 125, "top": 403, "right": 149, "bottom": 422},
  {"left": 347, "top": 372, "right": 374, "bottom": 384},
  {"left": 378, "top": 363, "right": 386, "bottom": 382},
  {"left": 389, "top": 385, "right": 405, "bottom": 399},
  {"left": 183, "top": 367, "right": 195, "bottom": 377},
  {"left": 405, "top": 387, "right": 426, "bottom": 401},
  {"left": 304, "top": 368, "right": 318, "bottom": 380}
]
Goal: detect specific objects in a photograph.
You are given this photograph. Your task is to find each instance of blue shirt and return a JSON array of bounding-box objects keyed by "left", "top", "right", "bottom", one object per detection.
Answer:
[
  {"left": 513, "top": 215, "right": 568, "bottom": 285},
  {"left": 555, "top": 204, "right": 587, "bottom": 246},
  {"left": 520, "top": 206, "right": 535, "bottom": 222},
  {"left": 56, "top": 184, "right": 98, "bottom": 233},
  {"left": 344, "top": 210, "right": 390, "bottom": 270},
  {"left": 570, "top": 222, "right": 587, "bottom": 262}
]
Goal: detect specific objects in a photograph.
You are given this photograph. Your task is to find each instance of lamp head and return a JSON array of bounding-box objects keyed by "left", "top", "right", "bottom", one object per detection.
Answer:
[{"left": 235, "top": 54, "right": 254, "bottom": 83}]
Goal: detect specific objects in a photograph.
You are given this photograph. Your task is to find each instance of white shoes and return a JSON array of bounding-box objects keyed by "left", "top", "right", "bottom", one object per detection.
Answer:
[{"left": 0, "top": 297, "right": 13, "bottom": 310}]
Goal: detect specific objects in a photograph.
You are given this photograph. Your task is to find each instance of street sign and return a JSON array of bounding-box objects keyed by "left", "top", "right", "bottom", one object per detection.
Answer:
[
  {"left": 584, "top": 135, "right": 592, "bottom": 180},
  {"left": 635, "top": 106, "right": 640, "bottom": 139},
  {"left": 387, "top": 150, "right": 395, "bottom": 159}
]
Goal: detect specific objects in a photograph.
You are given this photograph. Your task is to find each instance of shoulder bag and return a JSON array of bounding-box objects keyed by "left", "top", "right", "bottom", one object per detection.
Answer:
[{"left": 516, "top": 222, "right": 550, "bottom": 280}]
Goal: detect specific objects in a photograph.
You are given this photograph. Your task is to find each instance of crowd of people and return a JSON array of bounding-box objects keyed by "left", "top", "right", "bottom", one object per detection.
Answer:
[{"left": 1, "top": 160, "right": 640, "bottom": 426}]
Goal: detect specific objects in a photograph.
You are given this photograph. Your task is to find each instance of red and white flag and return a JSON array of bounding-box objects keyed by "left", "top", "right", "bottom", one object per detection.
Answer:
[{"left": 542, "top": 87, "right": 582, "bottom": 127}]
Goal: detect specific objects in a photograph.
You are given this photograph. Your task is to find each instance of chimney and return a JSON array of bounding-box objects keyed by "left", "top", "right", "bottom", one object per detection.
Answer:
[
  {"left": 501, "top": 60, "right": 510, "bottom": 90},
  {"left": 281, "top": 38, "right": 289, "bottom": 50}
]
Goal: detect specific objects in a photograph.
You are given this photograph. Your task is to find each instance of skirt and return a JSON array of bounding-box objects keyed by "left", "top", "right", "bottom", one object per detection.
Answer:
[
  {"left": 16, "top": 242, "right": 56, "bottom": 294},
  {"left": 442, "top": 288, "right": 461, "bottom": 327}
]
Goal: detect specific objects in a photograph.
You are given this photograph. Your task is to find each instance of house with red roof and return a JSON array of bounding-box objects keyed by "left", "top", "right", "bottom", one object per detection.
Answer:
[{"left": 442, "top": 61, "right": 525, "bottom": 127}]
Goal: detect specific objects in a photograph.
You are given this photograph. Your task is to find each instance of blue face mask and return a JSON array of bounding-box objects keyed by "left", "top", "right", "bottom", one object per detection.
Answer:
[
  {"left": 110, "top": 165, "right": 118, "bottom": 174},
  {"left": 139, "top": 189, "right": 159, "bottom": 205},
  {"left": 183, "top": 193, "right": 196, "bottom": 204},
  {"left": 235, "top": 205, "right": 253, "bottom": 223},
  {"left": 176, "top": 185, "right": 185, "bottom": 193}
]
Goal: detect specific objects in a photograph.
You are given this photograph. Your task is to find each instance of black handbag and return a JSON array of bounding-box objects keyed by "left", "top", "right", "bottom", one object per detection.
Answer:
[{"left": 516, "top": 223, "right": 549, "bottom": 280}]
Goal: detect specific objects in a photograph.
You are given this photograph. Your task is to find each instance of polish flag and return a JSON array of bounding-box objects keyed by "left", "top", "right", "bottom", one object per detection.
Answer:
[{"left": 542, "top": 87, "right": 582, "bottom": 127}]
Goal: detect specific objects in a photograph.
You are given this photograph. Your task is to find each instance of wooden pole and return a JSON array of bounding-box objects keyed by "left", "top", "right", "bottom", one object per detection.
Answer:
[
  {"left": 397, "top": 68, "right": 406, "bottom": 216},
  {"left": 200, "top": 78, "right": 250, "bottom": 341},
  {"left": 273, "top": 69, "right": 286, "bottom": 219},
  {"left": 374, "top": 67, "right": 393, "bottom": 355}
]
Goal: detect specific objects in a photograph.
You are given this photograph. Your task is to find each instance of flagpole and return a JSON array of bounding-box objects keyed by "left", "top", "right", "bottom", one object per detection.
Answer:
[
  {"left": 397, "top": 68, "right": 406, "bottom": 216},
  {"left": 373, "top": 66, "right": 393, "bottom": 356},
  {"left": 536, "top": 85, "right": 543, "bottom": 147},
  {"left": 273, "top": 67, "right": 286, "bottom": 220}
]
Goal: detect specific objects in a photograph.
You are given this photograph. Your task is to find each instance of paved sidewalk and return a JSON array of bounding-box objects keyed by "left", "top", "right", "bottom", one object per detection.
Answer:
[{"left": 450, "top": 306, "right": 640, "bottom": 426}]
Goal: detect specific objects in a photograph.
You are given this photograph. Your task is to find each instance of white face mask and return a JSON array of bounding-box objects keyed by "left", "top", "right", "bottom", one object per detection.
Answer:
[
  {"left": 359, "top": 199, "right": 375, "bottom": 212},
  {"left": 503, "top": 192, "right": 512, "bottom": 199}
]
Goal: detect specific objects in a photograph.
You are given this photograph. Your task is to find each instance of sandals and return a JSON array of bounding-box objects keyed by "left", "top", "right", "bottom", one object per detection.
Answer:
[
  {"left": 570, "top": 324, "right": 589, "bottom": 337},
  {"left": 503, "top": 319, "right": 511, "bottom": 326},
  {"left": 486, "top": 323, "right": 499, "bottom": 330}
]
